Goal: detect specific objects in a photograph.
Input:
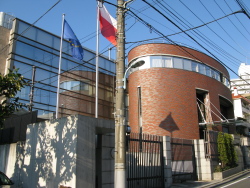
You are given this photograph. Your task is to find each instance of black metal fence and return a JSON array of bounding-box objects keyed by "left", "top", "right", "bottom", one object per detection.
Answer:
[
  {"left": 204, "top": 130, "right": 219, "bottom": 160},
  {"left": 171, "top": 137, "right": 197, "bottom": 182},
  {"left": 126, "top": 133, "right": 164, "bottom": 188}
]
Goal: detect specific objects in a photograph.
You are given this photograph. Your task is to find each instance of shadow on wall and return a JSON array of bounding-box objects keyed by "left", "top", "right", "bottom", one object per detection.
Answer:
[
  {"left": 159, "top": 112, "right": 179, "bottom": 137},
  {"left": 13, "top": 116, "right": 77, "bottom": 188}
]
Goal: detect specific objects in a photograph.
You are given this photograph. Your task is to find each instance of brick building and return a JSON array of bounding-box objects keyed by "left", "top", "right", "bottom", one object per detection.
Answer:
[{"left": 127, "top": 43, "right": 235, "bottom": 139}]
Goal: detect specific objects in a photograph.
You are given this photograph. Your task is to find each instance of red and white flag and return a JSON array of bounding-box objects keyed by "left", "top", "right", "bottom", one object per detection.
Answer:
[{"left": 99, "top": 3, "right": 117, "bottom": 46}]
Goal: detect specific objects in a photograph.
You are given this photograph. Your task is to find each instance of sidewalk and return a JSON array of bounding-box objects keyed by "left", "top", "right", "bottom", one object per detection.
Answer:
[{"left": 171, "top": 169, "right": 250, "bottom": 187}]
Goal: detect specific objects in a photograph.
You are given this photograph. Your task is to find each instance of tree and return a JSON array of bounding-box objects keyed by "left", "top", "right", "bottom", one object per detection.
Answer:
[
  {"left": 0, "top": 69, "right": 28, "bottom": 128},
  {"left": 217, "top": 132, "right": 238, "bottom": 171}
]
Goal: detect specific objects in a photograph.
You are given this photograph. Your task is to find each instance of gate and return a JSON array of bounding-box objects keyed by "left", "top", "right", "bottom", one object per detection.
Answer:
[
  {"left": 171, "top": 137, "right": 197, "bottom": 182},
  {"left": 126, "top": 133, "right": 164, "bottom": 188}
]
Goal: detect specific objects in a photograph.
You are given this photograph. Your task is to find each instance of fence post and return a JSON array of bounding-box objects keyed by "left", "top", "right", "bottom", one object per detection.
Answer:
[
  {"left": 194, "top": 139, "right": 213, "bottom": 180},
  {"left": 163, "top": 136, "right": 172, "bottom": 188}
]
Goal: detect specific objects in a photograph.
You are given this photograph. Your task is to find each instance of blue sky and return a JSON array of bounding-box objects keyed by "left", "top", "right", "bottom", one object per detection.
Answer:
[{"left": 1, "top": 0, "right": 250, "bottom": 79}]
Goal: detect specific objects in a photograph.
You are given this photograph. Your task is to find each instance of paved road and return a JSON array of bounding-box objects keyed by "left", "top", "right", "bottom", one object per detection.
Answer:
[{"left": 217, "top": 175, "right": 250, "bottom": 188}]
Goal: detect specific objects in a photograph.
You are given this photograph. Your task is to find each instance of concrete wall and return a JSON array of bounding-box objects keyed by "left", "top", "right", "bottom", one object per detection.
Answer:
[
  {"left": 194, "top": 135, "right": 245, "bottom": 181},
  {"left": 194, "top": 139, "right": 213, "bottom": 181},
  {"left": 1, "top": 115, "right": 114, "bottom": 188},
  {"left": 241, "top": 137, "right": 250, "bottom": 167}
]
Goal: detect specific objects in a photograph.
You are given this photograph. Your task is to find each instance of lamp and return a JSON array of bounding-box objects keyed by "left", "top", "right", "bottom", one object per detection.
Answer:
[{"left": 123, "top": 60, "right": 145, "bottom": 89}]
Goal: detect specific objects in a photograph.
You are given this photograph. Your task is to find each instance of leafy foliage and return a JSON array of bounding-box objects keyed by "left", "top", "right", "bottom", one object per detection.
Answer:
[
  {"left": 217, "top": 132, "right": 238, "bottom": 171},
  {"left": 0, "top": 69, "right": 28, "bottom": 128}
]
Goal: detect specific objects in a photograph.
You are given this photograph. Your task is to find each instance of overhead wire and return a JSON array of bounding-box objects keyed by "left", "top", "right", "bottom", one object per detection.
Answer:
[
  {"left": 155, "top": 2, "right": 249, "bottom": 82},
  {"left": 150, "top": 0, "right": 246, "bottom": 72},
  {"left": 177, "top": 0, "right": 247, "bottom": 67},
  {"left": 224, "top": 0, "right": 250, "bottom": 36},
  {"left": 140, "top": 0, "right": 250, "bottom": 85},
  {"left": 0, "top": 0, "right": 62, "bottom": 55},
  {"left": 205, "top": 0, "right": 250, "bottom": 51}
]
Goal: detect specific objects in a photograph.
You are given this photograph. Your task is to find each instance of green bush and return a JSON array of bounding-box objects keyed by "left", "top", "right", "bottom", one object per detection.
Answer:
[{"left": 217, "top": 132, "right": 238, "bottom": 171}]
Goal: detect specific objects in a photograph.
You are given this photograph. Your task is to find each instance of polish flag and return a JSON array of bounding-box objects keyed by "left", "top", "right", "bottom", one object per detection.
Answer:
[{"left": 99, "top": 3, "right": 117, "bottom": 46}]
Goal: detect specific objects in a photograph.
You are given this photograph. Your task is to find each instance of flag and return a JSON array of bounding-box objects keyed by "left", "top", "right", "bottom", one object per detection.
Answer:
[
  {"left": 63, "top": 20, "right": 84, "bottom": 60},
  {"left": 99, "top": 3, "right": 117, "bottom": 46}
]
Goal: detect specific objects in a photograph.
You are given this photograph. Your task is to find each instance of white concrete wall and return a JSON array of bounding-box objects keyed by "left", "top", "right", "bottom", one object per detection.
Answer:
[
  {"left": 1, "top": 115, "right": 115, "bottom": 188},
  {"left": 234, "top": 99, "right": 243, "bottom": 118},
  {"left": 0, "top": 143, "right": 17, "bottom": 177},
  {"left": 163, "top": 136, "right": 172, "bottom": 188},
  {"left": 194, "top": 139, "right": 213, "bottom": 181},
  {"left": 20, "top": 116, "right": 78, "bottom": 188}
]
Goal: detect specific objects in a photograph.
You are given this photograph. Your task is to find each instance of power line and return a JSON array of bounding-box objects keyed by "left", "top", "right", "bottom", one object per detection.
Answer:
[
  {"left": 160, "top": 0, "right": 249, "bottom": 78},
  {"left": 212, "top": 0, "right": 250, "bottom": 46},
  {"left": 0, "top": 0, "right": 62, "bottom": 55},
  {"left": 141, "top": 0, "right": 250, "bottom": 85},
  {"left": 126, "top": 10, "right": 241, "bottom": 44},
  {"left": 224, "top": 0, "right": 250, "bottom": 36}
]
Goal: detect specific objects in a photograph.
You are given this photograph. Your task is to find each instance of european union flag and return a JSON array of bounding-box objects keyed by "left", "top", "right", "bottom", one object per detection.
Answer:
[{"left": 63, "top": 20, "right": 84, "bottom": 60}]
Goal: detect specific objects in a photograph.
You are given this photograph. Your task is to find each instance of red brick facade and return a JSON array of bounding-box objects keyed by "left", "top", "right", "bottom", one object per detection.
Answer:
[{"left": 127, "top": 43, "right": 235, "bottom": 139}]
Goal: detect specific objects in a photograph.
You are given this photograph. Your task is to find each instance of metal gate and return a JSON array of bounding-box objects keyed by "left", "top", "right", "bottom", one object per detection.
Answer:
[
  {"left": 126, "top": 133, "right": 164, "bottom": 188},
  {"left": 171, "top": 137, "right": 197, "bottom": 182}
]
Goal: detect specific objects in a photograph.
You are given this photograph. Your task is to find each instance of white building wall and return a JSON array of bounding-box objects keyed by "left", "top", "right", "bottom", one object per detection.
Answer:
[
  {"left": 234, "top": 99, "right": 243, "bottom": 118},
  {"left": 1, "top": 115, "right": 115, "bottom": 188}
]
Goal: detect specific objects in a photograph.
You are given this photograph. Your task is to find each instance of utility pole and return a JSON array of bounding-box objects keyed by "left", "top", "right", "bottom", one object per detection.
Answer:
[
  {"left": 29, "top": 66, "right": 36, "bottom": 112},
  {"left": 115, "top": 0, "right": 126, "bottom": 187}
]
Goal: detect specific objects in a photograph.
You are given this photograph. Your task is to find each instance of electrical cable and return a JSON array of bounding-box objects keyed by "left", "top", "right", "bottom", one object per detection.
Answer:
[
  {"left": 0, "top": 0, "right": 62, "bottom": 55},
  {"left": 141, "top": 0, "right": 250, "bottom": 85}
]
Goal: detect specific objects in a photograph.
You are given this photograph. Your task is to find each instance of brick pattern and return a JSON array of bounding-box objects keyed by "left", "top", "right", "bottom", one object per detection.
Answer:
[
  {"left": 127, "top": 44, "right": 234, "bottom": 139},
  {"left": 128, "top": 43, "right": 229, "bottom": 78}
]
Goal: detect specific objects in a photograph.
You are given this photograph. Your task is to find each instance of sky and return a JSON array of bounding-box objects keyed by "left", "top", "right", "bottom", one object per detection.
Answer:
[{"left": 1, "top": 0, "right": 250, "bottom": 79}]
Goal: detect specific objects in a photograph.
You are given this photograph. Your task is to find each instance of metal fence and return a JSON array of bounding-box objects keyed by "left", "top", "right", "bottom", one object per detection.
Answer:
[
  {"left": 126, "top": 133, "right": 164, "bottom": 188},
  {"left": 204, "top": 130, "right": 219, "bottom": 160},
  {"left": 171, "top": 137, "right": 197, "bottom": 182}
]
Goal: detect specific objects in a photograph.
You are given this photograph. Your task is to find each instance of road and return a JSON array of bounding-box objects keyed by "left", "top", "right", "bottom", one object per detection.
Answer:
[
  {"left": 209, "top": 174, "right": 250, "bottom": 188},
  {"left": 219, "top": 176, "right": 250, "bottom": 188}
]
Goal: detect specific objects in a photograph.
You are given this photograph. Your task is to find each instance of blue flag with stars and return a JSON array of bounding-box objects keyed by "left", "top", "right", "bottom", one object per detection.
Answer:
[{"left": 63, "top": 20, "right": 84, "bottom": 60}]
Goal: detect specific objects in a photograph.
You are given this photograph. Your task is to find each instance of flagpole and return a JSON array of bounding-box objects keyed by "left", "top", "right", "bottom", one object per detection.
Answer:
[
  {"left": 95, "top": 2, "right": 100, "bottom": 118},
  {"left": 56, "top": 14, "right": 65, "bottom": 119}
]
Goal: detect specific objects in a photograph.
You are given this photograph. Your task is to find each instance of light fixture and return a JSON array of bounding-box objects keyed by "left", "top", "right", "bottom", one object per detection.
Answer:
[{"left": 123, "top": 60, "right": 145, "bottom": 89}]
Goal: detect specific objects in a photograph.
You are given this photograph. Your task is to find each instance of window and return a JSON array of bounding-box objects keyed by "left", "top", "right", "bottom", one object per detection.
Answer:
[
  {"left": 173, "top": 58, "right": 183, "bottom": 69},
  {"left": 60, "top": 81, "right": 89, "bottom": 93},
  {"left": 163, "top": 57, "right": 172, "bottom": 68},
  {"left": 206, "top": 66, "right": 211, "bottom": 77},
  {"left": 192, "top": 62, "right": 199, "bottom": 72},
  {"left": 183, "top": 59, "right": 192, "bottom": 71},
  {"left": 151, "top": 56, "right": 163, "bottom": 67}
]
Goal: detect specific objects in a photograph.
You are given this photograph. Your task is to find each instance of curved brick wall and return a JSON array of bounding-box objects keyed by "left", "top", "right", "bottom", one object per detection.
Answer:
[
  {"left": 128, "top": 43, "right": 229, "bottom": 78},
  {"left": 127, "top": 43, "right": 234, "bottom": 139}
]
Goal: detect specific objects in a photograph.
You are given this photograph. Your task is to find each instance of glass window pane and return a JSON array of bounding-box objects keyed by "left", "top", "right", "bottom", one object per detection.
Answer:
[
  {"left": 192, "top": 62, "right": 198, "bottom": 72},
  {"left": 183, "top": 59, "right": 192, "bottom": 71},
  {"left": 198, "top": 64, "right": 206, "bottom": 75},
  {"left": 163, "top": 57, "right": 172, "bottom": 68},
  {"left": 173, "top": 58, "right": 183, "bottom": 69},
  {"left": 206, "top": 66, "right": 211, "bottom": 77},
  {"left": 151, "top": 56, "right": 162, "bottom": 67}
]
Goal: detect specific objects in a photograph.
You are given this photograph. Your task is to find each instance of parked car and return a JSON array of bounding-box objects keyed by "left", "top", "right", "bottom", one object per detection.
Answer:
[{"left": 0, "top": 171, "right": 14, "bottom": 187}]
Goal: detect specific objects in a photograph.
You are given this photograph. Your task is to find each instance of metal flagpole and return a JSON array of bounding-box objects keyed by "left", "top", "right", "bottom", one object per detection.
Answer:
[
  {"left": 95, "top": 2, "right": 100, "bottom": 118},
  {"left": 56, "top": 14, "right": 65, "bottom": 119}
]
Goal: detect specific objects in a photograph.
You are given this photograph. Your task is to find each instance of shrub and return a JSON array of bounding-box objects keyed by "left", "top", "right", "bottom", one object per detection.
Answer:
[{"left": 217, "top": 132, "right": 238, "bottom": 171}]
